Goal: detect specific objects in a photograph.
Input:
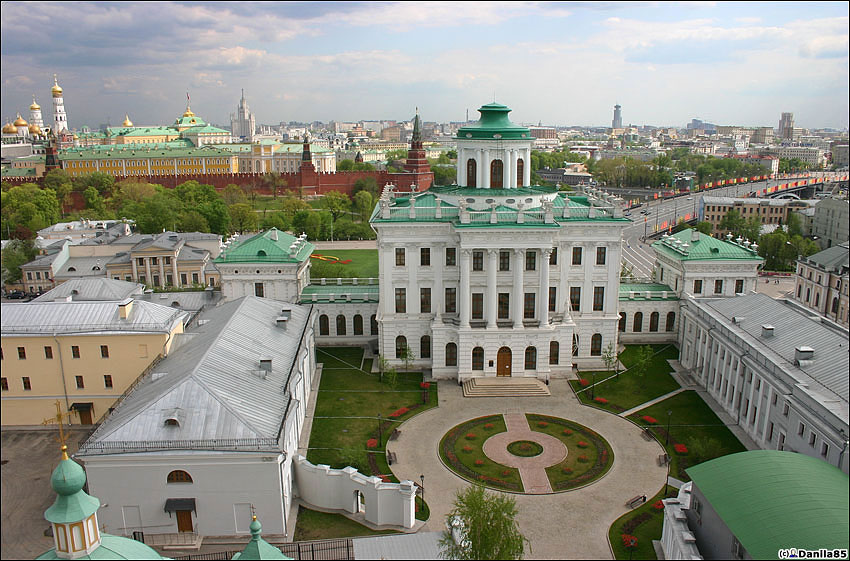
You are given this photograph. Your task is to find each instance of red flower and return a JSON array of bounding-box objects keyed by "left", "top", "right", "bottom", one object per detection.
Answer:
[
  {"left": 642, "top": 415, "right": 658, "bottom": 424},
  {"left": 502, "top": 469, "right": 511, "bottom": 476},
  {"left": 578, "top": 455, "right": 589, "bottom": 462},
  {"left": 465, "top": 432, "right": 477, "bottom": 440},
  {"left": 483, "top": 423, "right": 494, "bottom": 430},
  {"left": 366, "top": 438, "right": 378, "bottom": 449},
  {"left": 420, "top": 382, "right": 430, "bottom": 389},
  {"left": 622, "top": 534, "right": 638, "bottom": 548},
  {"left": 537, "top": 421, "right": 548, "bottom": 428},
  {"left": 380, "top": 475, "right": 391, "bottom": 483},
  {"left": 389, "top": 407, "right": 410, "bottom": 418},
  {"left": 563, "top": 429, "right": 573, "bottom": 436},
  {"left": 577, "top": 441, "right": 589, "bottom": 448},
  {"left": 594, "top": 397, "right": 608, "bottom": 404},
  {"left": 562, "top": 467, "right": 573, "bottom": 474},
  {"left": 462, "top": 445, "right": 473, "bottom": 453},
  {"left": 579, "top": 378, "right": 590, "bottom": 386},
  {"left": 474, "top": 459, "right": 484, "bottom": 466},
  {"left": 654, "top": 500, "right": 664, "bottom": 510},
  {"left": 674, "top": 443, "right": 688, "bottom": 454}
]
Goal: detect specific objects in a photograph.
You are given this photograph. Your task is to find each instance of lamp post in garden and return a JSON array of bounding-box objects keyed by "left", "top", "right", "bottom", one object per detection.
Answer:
[
  {"left": 420, "top": 474, "right": 425, "bottom": 505},
  {"left": 591, "top": 371, "right": 596, "bottom": 400},
  {"left": 378, "top": 413, "right": 383, "bottom": 446},
  {"left": 665, "top": 410, "right": 673, "bottom": 446}
]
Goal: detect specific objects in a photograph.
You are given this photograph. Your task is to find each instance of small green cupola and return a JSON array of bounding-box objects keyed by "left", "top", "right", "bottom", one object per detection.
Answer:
[
  {"left": 232, "top": 516, "right": 292, "bottom": 560},
  {"left": 456, "top": 103, "right": 531, "bottom": 140},
  {"left": 44, "top": 445, "right": 102, "bottom": 558}
]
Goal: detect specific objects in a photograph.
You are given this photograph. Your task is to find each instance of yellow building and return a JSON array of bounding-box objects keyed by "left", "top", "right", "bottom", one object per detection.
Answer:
[
  {"left": 60, "top": 144, "right": 238, "bottom": 177},
  {"left": 105, "top": 232, "right": 220, "bottom": 288},
  {"left": 0, "top": 298, "right": 186, "bottom": 426}
]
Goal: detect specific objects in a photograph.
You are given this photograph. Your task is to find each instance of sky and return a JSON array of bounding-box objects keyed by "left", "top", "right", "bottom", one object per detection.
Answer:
[{"left": 1, "top": 1, "right": 848, "bottom": 130}]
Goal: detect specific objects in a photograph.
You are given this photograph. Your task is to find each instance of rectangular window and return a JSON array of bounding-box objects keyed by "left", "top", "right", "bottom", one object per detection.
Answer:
[
  {"left": 17, "top": 347, "right": 26, "bottom": 360},
  {"left": 395, "top": 248, "right": 405, "bottom": 266},
  {"left": 100, "top": 345, "right": 109, "bottom": 358},
  {"left": 137, "top": 258, "right": 145, "bottom": 267},
  {"left": 104, "top": 375, "right": 113, "bottom": 389},
  {"left": 809, "top": 432, "right": 817, "bottom": 447},
  {"left": 570, "top": 287, "right": 581, "bottom": 312},
  {"left": 395, "top": 288, "right": 406, "bottom": 314},
  {"left": 549, "top": 287, "right": 556, "bottom": 312},
  {"left": 525, "top": 251, "right": 536, "bottom": 271},
  {"left": 735, "top": 279, "right": 744, "bottom": 294},
  {"left": 524, "top": 293, "right": 535, "bottom": 319},
  {"left": 499, "top": 251, "right": 510, "bottom": 271},
  {"left": 783, "top": 402, "right": 789, "bottom": 416},
  {"left": 1, "top": 378, "right": 7, "bottom": 391},
  {"left": 22, "top": 377, "right": 31, "bottom": 391},
  {"left": 714, "top": 279, "right": 723, "bottom": 294},
  {"left": 165, "top": 256, "right": 171, "bottom": 265},
  {"left": 549, "top": 247, "right": 557, "bottom": 265},
  {"left": 192, "top": 273, "right": 199, "bottom": 284},
  {"left": 75, "top": 376, "right": 84, "bottom": 389},
  {"left": 798, "top": 422, "right": 805, "bottom": 436},
  {"left": 151, "top": 257, "right": 158, "bottom": 265},
  {"left": 593, "top": 287, "right": 604, "bottom": 311},
  {"left": 596, "top": 246, "right": 607, "bottom": 265},
  {"left": 498, "top": 293, "right": 510, "bottom": 319},
  {"left": 445, "top": 288, "right": 457, "bottom": 314},
  {"left": 254, "top": 282, "right": 264, "bottom": 297},
  {"left": 693, "top": 280, "right": 703, "bottom": 294},
  {"left": 420, "top": 288, "right": 431, "bottom": 313},
  {"left": 180, "top": 273, "right": 188, "bottom": 285},
  {"left": 821, "top": 442, "right": 829, "bottom": 457},
  {"left": 472, "top": 293, "right": 484, "bottom": 319},
  {"left": 768, "top": 422, "right": 774, "bottom": 442},
  {"left": 445, "top": 247, "right": 456, "bottom": 266},
  {"left": 572, "top": 246, "right": 582, "bottom": 265},
  {"left": 472, "top": 251, "right": 484, "bottom": 271},
  {"left": 71, "top": 345, "right": 82, "bottom": 359},
  {"left": 420, "top": 247, "right": 430, "bottom": 266},
  {"left": 44, "top": 346, "right": 53, "bottom": 359}
]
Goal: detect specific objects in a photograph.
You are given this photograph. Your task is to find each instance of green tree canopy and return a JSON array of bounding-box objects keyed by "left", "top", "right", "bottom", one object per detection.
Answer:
[
  {"left": 228, "top": 203, "right": 258, "bottom": 234},
  {"left": 222, "top": 183, "right": 247, "bottom": 205},
  {"left": 75, "top": 172, "right": 116, "bottom": 197},
  {"left": 1, "top": 183, "right": 61, "bottom": 236},
  {"left": 1, "top": 238, "right": 39, "bottom": 285},
  {"left": 352, "top": 190, "right": 376, "bottom": 222},
  {"left": 352, "top": 177, "right": 379, "bottom": 198},
  {"left": 318, "top": 190, "right": 351, "bottom": 222}
]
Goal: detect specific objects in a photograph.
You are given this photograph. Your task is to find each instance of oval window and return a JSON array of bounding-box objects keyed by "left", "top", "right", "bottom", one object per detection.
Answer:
[
  {"left": 466, "top": 198, "right": 475, "bottom": 203},
  {"left": 506, "top": 199, "right": 515, "bottom": 204}
]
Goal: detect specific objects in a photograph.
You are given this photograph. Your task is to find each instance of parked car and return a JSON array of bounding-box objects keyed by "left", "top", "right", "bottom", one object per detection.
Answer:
[{"left": 5, "top": 290, "right": 28, "bottom": 299}]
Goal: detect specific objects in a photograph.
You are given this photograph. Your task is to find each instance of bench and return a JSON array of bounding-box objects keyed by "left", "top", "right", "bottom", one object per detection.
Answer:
[
  {"left": 389, "top": 429, "right": 401, "bottom": 441},
  {"left": 387, "top": 451, "right": 398, "bottom": 465},
  {"left": 641, "top": 428, "right": 654, "bottom": 441},
  {"left": 658, "top": 453, "right": 670, "bottom": 467},
  {"left": 626, "top": 495, "right": 647, "bottom": 509}
]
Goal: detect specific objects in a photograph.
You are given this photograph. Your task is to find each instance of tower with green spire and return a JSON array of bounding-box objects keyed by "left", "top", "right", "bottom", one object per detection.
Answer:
[{"left": 231, "top": 516, "right": 291, "bottom": 560}]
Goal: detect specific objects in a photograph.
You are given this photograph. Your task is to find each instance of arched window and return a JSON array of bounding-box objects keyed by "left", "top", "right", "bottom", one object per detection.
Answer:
[
  {"left": 490, "top": 159, "right": 504, "bottom": 188},
  {"left": 549, "top": 341, "right": 559, "bottom": 365},
  {"left": 336, "top": 315, "right": 346, "bottom": 335},
  {"left": 319, "top": 314, "right": 329, "bottom": 336},
  {"left": 472, "top": 347, "right": 484, "bottom": 370},
  {"left": 572, "top": 334, "right": 579, "bottom": 356},
  {"left": 516, "top": 158, "right": 524, "bottom": 186},
  {"left": 167, "top": 470, "right": 193, "bottom": 483},
  {"left": 590, "top": 334, "right": 602, "bottom": 356},
  {"left": 618, "top": 313, "right": 626, "bottom": 332},
  {"left": 395, "top": 336, "right": 407, "bottom": 359},
  {"left": 446, "top": 342, "right": 457, "bottom": 367},
  {"left": 466, "top": 159, "right": 477, "bottom": 187},
  {"left": 649, "top": 312, "right": 659, "bottom": 332},
  {"left": 353, "top": 314, "right": 363, "bottom": 335},
  {"left": 666, "top": 312, "right": 676, "bottom": 332},
  {"left": 420, "top": 335, "right": 431, "bottom": 359},
  {"left": 257, "top": 250, "right": 267, "bottom": 257},
  {"left": 524, "top": 346, "right": 537, "bottom": 370},
  {"left": 633, "top": 312, "right": 643, "bottom": 332},
  {"left": 370, "top": 315, "right": 378, "bottom": 335}
]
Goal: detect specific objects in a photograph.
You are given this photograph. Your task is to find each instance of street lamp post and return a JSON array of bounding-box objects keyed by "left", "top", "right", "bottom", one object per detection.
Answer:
[
  {"left": 420, "top": 474, "right": 425, "bottom": 505},
  {"left": 591, "top": 371, "right": 596, "bottom": 400},
  {"left": 665, "top": 410, "right": 672, "bottom": 446},
  {"left": 377, "top": 413, "right": 382, "bottom": 445}
]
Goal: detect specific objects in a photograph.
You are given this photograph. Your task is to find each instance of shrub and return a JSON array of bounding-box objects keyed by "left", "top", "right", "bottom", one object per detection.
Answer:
[
  {"left": 563, "top": 429, "right": 573, "bottom": 436},
  {"left": 642, "top": 415, "right": 658, "bottom": 424},
  {"left": 577, "top": 441, "right": 589, "bottom": 448},
  {"left": 562, "top": 467, "right": 573, "bottom": 475},
  {"left": 579, "top": 378, "right": 590, "bottom": 386},
  {"left": 537, "top": 421, "right": 548, "bottom": 428},
  {"left": 389, "top": 407, "right": 410, "bottom": 418},
  {"left": 465, "top": 432, "right": 477, "bottom": 440},
  {"left": 674, "top": 443, "right": 688, "bottom": 454},
  {"left": 462, "top": 445, "right": 473, "bottom": 453},
  {"left": 474, "top": 459, "right": 484, "bottom": 466},
  {"left": 621, "top": 534, "right": 638, "bottom": 549},
  {"left": 366, "top": 438, "right": 378, "bottom": 449},
  {"left": 578, "top": 455, "right": 589, "bottom": 463},
  {"left": 594, "top": 397, "right": 608, "bottom": 404}
]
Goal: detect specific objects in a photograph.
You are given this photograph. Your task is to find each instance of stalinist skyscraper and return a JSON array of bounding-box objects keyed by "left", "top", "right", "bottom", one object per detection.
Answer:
[
  {"left": 230, "top": 89, "right": 256, "bottom": 140},
  {"left": 612, "top": 104, "right": 622, "bottom": 129}
]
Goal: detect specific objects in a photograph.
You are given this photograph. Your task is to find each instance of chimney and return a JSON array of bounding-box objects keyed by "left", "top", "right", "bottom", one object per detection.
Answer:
[
  {"left": 270, "top": 229, "right": 278, "bottom": 241},
  {"left": 118, "top": 298, "right": 134, "bottom": 319},
  {"left": 794, "top": 346, "right": 814, "bottom": 363},
  {"left": 691, "top": 229, "right": 700, "bottom": 242},
  {"left": 761, "top": 325, "right": 775, "bottom": 337}
]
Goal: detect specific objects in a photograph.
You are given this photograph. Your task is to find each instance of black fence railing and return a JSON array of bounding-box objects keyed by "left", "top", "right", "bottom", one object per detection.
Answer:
[{"left": 171, "top": 538, "right": 354, "bottom": 560}]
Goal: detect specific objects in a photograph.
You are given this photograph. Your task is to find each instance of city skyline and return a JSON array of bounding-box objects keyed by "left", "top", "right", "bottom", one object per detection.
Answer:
[{"left": 1, "top": 1, "right": 848, "bottom": 129}]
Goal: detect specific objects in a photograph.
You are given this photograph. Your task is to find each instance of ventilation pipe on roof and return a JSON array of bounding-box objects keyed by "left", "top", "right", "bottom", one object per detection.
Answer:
[
  {"left": 794, "top": 347, "right": 814, "bottom": 364},
  {"left": 118, "top": 298, "right": 134, "bottom": 319},
  {"left": 691, "top": 229, "right": 700, "bottom": 242},
  {"left": 761, "top": 325, "right": 775, "bottom": 337},
  {"left": 270, "top": 229, "right": 278, "bottom": 241}
]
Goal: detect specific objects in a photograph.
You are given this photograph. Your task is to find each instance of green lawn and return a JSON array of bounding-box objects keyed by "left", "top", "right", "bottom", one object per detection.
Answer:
[
  {"left": 438, "top": 415, "right": 523, "bottom": 492},
  {"left": 607, "top": 488, "right": 676, "bottom": 560},
  {"left": 569, "top": 344, "right": 681, "bottom": 411},
  {"left": 309, "top": 249, "right": 379, "bottom": 278},
  {"left": 630, "top": 390, "right": 747, "bottom": 482},
  {"left": 293, "top": 506, "right": 398, "bottom": 541}
]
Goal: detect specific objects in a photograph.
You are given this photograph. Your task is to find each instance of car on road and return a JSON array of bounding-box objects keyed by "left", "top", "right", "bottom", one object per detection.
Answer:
[
  {"left": 4, "top": 290, "right": 28, "bottom": 300},
  {"left": 640, "top": 209, "right": 650, "bottom": 215},
  {"left": 624, "top": 211, "right": 632, "bottom": 216}
]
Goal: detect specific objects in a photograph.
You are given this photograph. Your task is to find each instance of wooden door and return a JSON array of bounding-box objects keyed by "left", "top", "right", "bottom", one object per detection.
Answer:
[
  {"left": 497, "top": 347, "right": 512, "bottom": 377},
  {"left": 78, "top": 408, "right": 93, "bottom": 425},
  {"left": 176, "top": 510, "right": 193, "bottom": 533}
]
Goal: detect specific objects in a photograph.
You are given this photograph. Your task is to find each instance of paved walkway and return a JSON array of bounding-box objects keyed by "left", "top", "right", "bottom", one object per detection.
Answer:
[
  {"left": 619, "top": 387, "right": 688, "bottom": 417},
  {"left": 481, "top": 413, "right": 567, "bottom": 494},
  {"left": 386, "top": 380, "right": 667, "bottom": 559}
]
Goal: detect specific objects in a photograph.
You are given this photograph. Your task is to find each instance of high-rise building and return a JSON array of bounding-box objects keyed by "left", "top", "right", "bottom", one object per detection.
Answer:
[
  {"left": 612, "top": 104, "right": 623, "bottom": 129},
  {"left": 778, "top": 112, "right": 794, "bottom": 140},
  {"left": 51, "top": 74, "right": 68, "bottom": 133},
  {"left": 230, "top": 89, "right": 256, "bottom": 141}
]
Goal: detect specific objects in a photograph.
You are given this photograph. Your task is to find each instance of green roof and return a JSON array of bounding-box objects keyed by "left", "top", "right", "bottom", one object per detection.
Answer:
[
  {"left": 59, "top": 144, "right": 234, "bottom": 160},
  {"left": 216, "top": 229, "right": 315, "bottom": 264},
  {"left": 183, "top": 125, "right": 231, "bottom": 135},
  {"left": 232, "top": 517, "right": 292, "bottom": 560},
  {"left": 45, "top": 454, "right": 100, "bottom": 524},
  {"left": 652, "top": 229, "right": 763, "bottom": 262},
  {"left": 300, "top": 283, "right": 379, "bottom": 303},
  {"left": 687, "top": 451, "right": 849, "bottom": 559},
  {"left": 457, "top": 103, "right": 531, "bottom": 140},
  {"left": 174, "top": 114, "right": 207, "bottom": 128},
  {"left": 106, "top": 126, "right": 176, "bottom": 137},
  {"left": 618, "top": 283, "right": 678, "bottom": 300},
  {"left": 1, "top": 166, "right": 38, "bottom": 177},
  {"left": 37, "top": 534, "right": 166, "bottom": 560}
]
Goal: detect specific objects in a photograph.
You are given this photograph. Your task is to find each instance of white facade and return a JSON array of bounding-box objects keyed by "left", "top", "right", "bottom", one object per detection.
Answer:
[
  {"left": 218, "top": 261, "right": 310, "bottom": 303},
  {"left": 455, "top": 139, "right": 532, "bottom": 188},
  {"left": 236, "top": 142, "right": 336, "bottom": 174},
  {"left": 52, "top": 74, "right": 68, "bottom": 133}
]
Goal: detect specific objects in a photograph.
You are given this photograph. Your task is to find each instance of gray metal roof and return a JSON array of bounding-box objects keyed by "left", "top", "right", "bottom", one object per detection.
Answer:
[
  {"left": 144, "top": 290, "right": 219, "bottom": 312},
  {"left": 697, "top": 293, "right": 849, "bottom": 404},
  {"left": 32, "top": 278, "right": 144, "bottom": 302},
  {"left": 802, "top": 242, "right": 849, "bottom": 273},
  {"left": 53, "top": 256, "right": 109, "bottom": 279},
  {"left": 78, "top": 297, "right": 312, "bottom": 452},
  {"left": 353, "top": 532, "right": 443, "bottom": 560},
  {"left": 1, "top": 299, "right": 186, "bottom": 335}
]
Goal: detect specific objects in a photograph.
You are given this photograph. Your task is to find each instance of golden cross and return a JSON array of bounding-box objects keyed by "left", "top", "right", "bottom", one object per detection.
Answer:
[{"left": 41, "top": 400, "right": 74, "bottom": 449}]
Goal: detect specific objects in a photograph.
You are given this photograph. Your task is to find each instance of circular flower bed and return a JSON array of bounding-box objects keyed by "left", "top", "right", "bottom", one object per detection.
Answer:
[
  {"left": 506, "top": 440, "right": 544, "bottom": 457},
  {"left": 439, "top": 415, "right": 522, "bottom": 493}
]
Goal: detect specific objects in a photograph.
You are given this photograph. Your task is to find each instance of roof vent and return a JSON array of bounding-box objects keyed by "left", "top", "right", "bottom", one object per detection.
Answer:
[
  {"left": 270, "top": 229, "right": 278, "bottom": 241},
  {"left": 691, "top": 230, "right": 700, "bottom": 242},
  {"left": 732, "top": 316, "right": 746, "bottom": 324},
  {"left": 794, "top": 346, "right": 814, "bottom": 364},
  {"left": 259, "top": 358, "right": 272, "bottom": 372},
  {"left": 162, "top": 407, "right": 185, "bottom": 427},
  {"left": 761, "top": 325, "right": 775, "bottom": 337}
]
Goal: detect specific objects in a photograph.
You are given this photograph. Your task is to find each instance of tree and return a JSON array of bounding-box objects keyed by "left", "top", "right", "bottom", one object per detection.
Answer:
[
  {"left": 741, "top": 217, "right": 761, "bottom": 244},
  {"left": 180, "top": 210, "right": 210, "bottom": 233},
  {"left": 83, "top": 186, "right": 106, "bottom": 215},
  {"left": 432, "top": 165, "right": 457, "bottom": 186},
  {"left": 718, "top": 209, "right": 746, "bottom": 237},
  {"left": 111, "top": 179, "right": 157, "bottom": 211},
  {"left": 695, "top": 221, "right": 713, "bottom": 235},
  {"left": 1, "top": 238, "right": 39, "bottom": 285},
  {"left": 1, "top": 183, "right": 61, "bottom": 235},
  {"left": 630, "top": 345, "right": 654, "bottom": 380},
  {"left": 319, "top": 190, "right": 352, "bottom": 222},
  {"left": 222, "top": 183, "right": 247, "bottom": 205},
  {"left": 42, "top": 169, "right": 72, "bottom": 193},
  {"left": 352, "top": 177, "right": 379, "bottom": 198},
  {"left": 352, "top": 190, "right": 375, "bottom": 222},
  {"left": 262, "top": 172, "right": 288, "bottom": 200},
  {"left": 377, "top": 355, "right": 390, "bottom": 383},
  {"left": 601, "top": 343, "right": 618, "bottom": 377},
  {"left": 786, "top": 212, "right": 804, "bottom": 238},
  {"left": 280, "top": 196, "right": 311, "bottom": 222},
  {"left": 260, "top": 211, "right": 289, "bottom": 232},
  {"left": 229, "top": 203, "right": 258, "bottom": 234},
  {"left": 398, "top": 343, "right": 415, "bottom": 372},
  {"left": 439, "top": 485, "right": 528, "bottom": 560},
  {"left": 124, "top": 190, "right": 183, "bottom": 233},
  {"left": 384, "top": 366, "right": 398, "bottom": 391},
  {"left": 198, "top": 198, "right": 231, "bottom": 234},
  {"left": 76, "top": 172, "right": 116, "bottom": 198}
]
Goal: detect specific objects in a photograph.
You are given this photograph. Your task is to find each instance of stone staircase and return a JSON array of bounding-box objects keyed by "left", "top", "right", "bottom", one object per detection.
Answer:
[{"left": 462, "top": 377, "right": 551, "bottom": 398}]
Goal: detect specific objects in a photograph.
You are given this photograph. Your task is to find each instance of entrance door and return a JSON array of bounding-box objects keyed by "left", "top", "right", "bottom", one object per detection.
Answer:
[
  {"left": 176, "top": 510, "right": 193, "bottom": 533},
  {"left": 78, "top": 408, "right": 93, "bottom": 425},
  {"left": 497, "top": 347, "right": 512, "bottom": 377}
]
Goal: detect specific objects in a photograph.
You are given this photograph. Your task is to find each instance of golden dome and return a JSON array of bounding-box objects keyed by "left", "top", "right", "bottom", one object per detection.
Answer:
[
  {"left": 29, "top": 124, "right": 42, "bottom": 135},
  {"left": 2, "top": 122, "right": 18, "bottom": 134},
  {"left": 182, "top": 106, "right": 195, "bottom": 118},
  {"left": 122, "top": 114, "right": 133, "bottom": 127},
  {"left": 30, "top": 95, "right": 41, "bottom": 110},
  {"left": 14, "top": 114, "right": 28, "bottom": 127},
  {"left": 51, "top": 74, "right": 63, "bottom": 97}
]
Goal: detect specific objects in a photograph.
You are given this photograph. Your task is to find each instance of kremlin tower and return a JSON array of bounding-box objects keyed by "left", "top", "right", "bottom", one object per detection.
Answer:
[
  {"left": 30, "top": 95, "right": 45, "bottom": 136},
  {"left": 52, "top": 74, "right": 68, "bottom": 133}
]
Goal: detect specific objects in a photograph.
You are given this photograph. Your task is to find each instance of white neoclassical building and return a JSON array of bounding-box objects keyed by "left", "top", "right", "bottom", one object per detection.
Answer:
[{"left": 371, "top": 103, "right": 629, "bottom": 381}]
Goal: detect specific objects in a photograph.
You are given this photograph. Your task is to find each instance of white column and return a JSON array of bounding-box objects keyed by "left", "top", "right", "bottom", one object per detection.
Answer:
[
  {"left": 539, "top": 249, "right": 551, "bottom": 324},
  {"left": 380, "top": 245, "right": 394, "bottom": 316},
  {"left": 509, "top": 150, "right": 518, "bottom": 189},
  {"left": 408, "top": 244, "right": 417, "bottom": 313},
  {"left": 513, "top": 249, "right": 524, "bottom": 328},
  {"left": 483, "top": 149, "right": 491, "bottom": 188},
  {"left": 158, "top": 260, "right": 165, "bottom": 286},
  {"left": 523, "top": 148, "right": 531, "bottom": 186},
  {"left": 172, "top": 259, "right": 180, "bottom": 288},
  {"left": 557, "top": 245, "right": 568, "bottom": 315},
  {"left": 131, "top": 258, "right": 138, "bottom": 281},
  {"left": 460, "top": 249, "right": 471, "bottom": 328},
  {"left": 144, "top": 258, "right": 152, "bottom": 283},
  {"left": 434, "top": 244, "right": 444, "bottom": 316},
  {"left": 487, "top": 249, "right": 498, "bottom": 328},
  {"left": 457, "top": 149, "right": 464, "bottom": 186},
  {"left": 476, "top": 151, "right": 484, "bottom": 189}
]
